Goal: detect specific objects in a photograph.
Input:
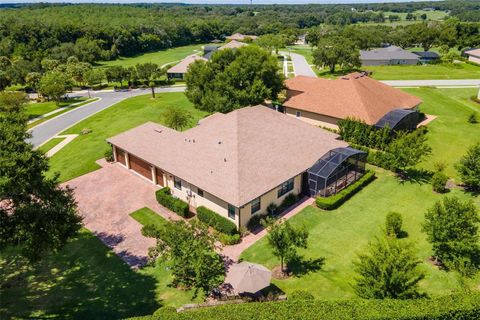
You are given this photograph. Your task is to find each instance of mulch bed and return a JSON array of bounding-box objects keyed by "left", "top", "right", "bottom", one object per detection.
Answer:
[{"left": 272, "top": 265, "right": 292, "bottom": 280}]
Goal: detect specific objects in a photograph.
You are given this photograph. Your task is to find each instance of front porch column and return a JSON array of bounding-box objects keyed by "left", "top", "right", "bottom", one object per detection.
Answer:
[
  {"left": 112, "top": 145, "right": 118, "bottom": 162},
  {"left": 125, "top": 152, "right": 130, "bottom": 169},
  {"left": 151, "top": 166, "right": 157, "bottom": 185}
]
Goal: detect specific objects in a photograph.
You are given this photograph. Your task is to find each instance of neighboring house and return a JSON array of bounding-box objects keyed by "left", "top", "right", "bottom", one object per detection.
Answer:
[
  {"left": 360, "top": 46, "right": 420, "bottom": 66},
  {"left": 107, "top": 106, "right": 366, "bottom": 228},
  {"left": 283, "top": 73, "right": 422, "bottom": 131},
  {"left": 204, "top": 40, "right": 248, "bottom": 60},
  {"left": 413, "top": 51, "right": 440, "bottom": 64},
  {"left": 226, "top": 33, "right": 258, "bottom": 41},
  {"left": 166, "top": 54, "right": 206, "bottom": 80},
  {"left": 465, "top": 48, "right": 480, "bottom": 64}
]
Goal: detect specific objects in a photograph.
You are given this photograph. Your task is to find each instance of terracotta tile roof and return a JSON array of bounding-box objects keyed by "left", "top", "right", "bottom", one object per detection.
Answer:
[
  {"left": 226, "top": 33, "right": 258, "bottom": 41},
  {"left": 465, "top": 48, "right": 480, "bottom": 57},
  {"left": 167, "top": 54, "right": 207, "bottom": 74},
  {"left": 107, "top": 106, "right": 346, "bottom": 207},
  {"left": 284, "top": 73, "right": 422, "bottom": 125}
]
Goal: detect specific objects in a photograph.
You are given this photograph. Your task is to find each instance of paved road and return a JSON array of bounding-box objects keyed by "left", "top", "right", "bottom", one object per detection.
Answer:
[
  {"left": 28, "top": 86, "right": 186, "bottom": 148},
  {"left": 380, "top": 79, "right": 480, "bottom": 87},
  {"left": 290, "top": 53, "right": 317, "bottom": 78}
]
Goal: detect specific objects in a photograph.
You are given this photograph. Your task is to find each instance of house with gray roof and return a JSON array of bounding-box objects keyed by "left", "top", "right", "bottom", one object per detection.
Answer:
[{"left": 360, "top": 46, "right": 420, "bottom": 66}]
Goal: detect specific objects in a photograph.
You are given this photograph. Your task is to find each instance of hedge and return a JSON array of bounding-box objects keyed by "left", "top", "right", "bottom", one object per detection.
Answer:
[
  {"left": 316, "top": 170, "right": 375, "bottom": 210},
  {"left": 128, "top": 292, "right": 480, "bottom": 320},
  {"left": 155, "top": 187, "right": 190, "bottom": 218},
  {"left": 196, "top": 206, "right": 237, "bottom": 235}
]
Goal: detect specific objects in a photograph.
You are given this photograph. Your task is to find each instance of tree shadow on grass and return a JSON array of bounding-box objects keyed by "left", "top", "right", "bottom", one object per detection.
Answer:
[
  {"left": 0, "top": 229, "right": 159, "bottom": 320},
  {"left": 399, "top": 168, "right": 432, "bottom": 185},
  {"left": 287, "top": 256, "right": 326, "bottom": 277}
]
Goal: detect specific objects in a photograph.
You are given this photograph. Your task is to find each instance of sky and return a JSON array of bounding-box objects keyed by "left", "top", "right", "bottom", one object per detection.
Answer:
[{"left": 1, "top": 0, "right": 441, "bottom": 4}]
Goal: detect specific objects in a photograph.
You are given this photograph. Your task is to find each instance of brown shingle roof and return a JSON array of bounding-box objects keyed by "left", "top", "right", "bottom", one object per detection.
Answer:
[
  {"left": 465, "top": 48, "right": 480, "bottom": 58},
  {"left": 284, "top": 73, "right": 422, "bottom": 125},
  {"left": 226, "top": 33, "right": 258, "bottom": 41},
  {"left": 219, "top": 40, "right": 248, "bottom": 50},
  {"left": 167, "top": 54, "right": 207, "bottom": 74},
  {"left": 107, "top": 106, "right": 346, "bottom": 207}
]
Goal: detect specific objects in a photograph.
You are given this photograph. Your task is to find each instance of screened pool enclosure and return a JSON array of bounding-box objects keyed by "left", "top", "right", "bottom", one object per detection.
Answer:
[
  {"left": 375, "top": 109, "right": 419, "bottom": 131},
  {"left": 307, "top": 147, "right": 367, "bottom": 197}
]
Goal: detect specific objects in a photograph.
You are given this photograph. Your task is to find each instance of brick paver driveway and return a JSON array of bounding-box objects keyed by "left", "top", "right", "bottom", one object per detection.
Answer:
[{"left": 64, "top": 160, "right": 181, "bottom": 268}]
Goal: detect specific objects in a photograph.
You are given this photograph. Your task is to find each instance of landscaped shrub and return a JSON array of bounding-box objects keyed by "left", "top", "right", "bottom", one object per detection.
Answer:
[
  {"left": 431, "top": 171, "right": 449, "bottom": 193},
  {"left": 247, "top": 212, "right": 269, "bottom": 232},
  {"left": 218, "top": 233, "right": 241, "bottom": 245},
  {"left": 385, "top": 212, "right": 403, "bottom": 237},
  {"left": 316, "top": 170, "right": 375, "bottom": 210},
  {"left": 134, "top": 292, "right": 480, "bottom": 320},
  {"left": 289, "top": 290, "right": 314, "bottom": 301},
  {"left": 280, "top": 193, "right": 297, "bottom": 209},
  {"left": 155, "top": 187, "right": 190, "bottom": 218},
  {"left": 468, "top": 112, "right": 478, "bottom": 124},
  {"left": 338, "top": 117, "right": 392, "bottom": 151},
  {"left": 104, "top": 148, "right": 114, "bottom": 162},
  {"left": 196, "top": 206, "right": 237, "bottom": 235}
]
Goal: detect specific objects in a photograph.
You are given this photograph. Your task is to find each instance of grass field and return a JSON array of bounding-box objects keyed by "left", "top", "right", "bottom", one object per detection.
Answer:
[
  {"left": 96, "top": 43, "right": 206, "bottom": 68},
  {"left": 130, "top": 207, "right": 169, "bottom": 228},
  {"left": 367, "top": 63, "right": 480, "bottom": 80},
  {"left": 38, "top": 137, "right": 65, "bottom": 154},
  {"left": 403, "top": 88, "right": 480, "bottom": 179},
  {"left": 47, "top": 93, "right": 207, "bottom": 182},
  {"left": 241, "top": 169, "right": 480, "bottom": 300},
  {"left": 25, "top": 97, "right": 88, "bottom": 120}
]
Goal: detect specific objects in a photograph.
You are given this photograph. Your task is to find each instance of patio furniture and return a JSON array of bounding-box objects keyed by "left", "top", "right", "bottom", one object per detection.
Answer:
[{"left": 224, "top": 262, "right": 272, "bottom": 294}]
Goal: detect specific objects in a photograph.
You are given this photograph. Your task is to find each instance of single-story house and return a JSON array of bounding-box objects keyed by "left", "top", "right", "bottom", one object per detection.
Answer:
[
  {"left": 226, "top": 33, "right": 258, "bottom": 41},
  {"left": 413, "top": 51, "right": 440, "bottom": 64},
  {"left": 204, "top": 40, "right": 248, "bottom": 60},
  {"left": 465, "top": 48, "right": 480, "bottom": 64},
  {"left": 283, "top": 73, "right": 422, "bottom": 131},
  {"left": 360, "top": 46, "right": 420, "bottom": 66},
  {"left": 107, "top": 106, "right": 366, "bottom": 228},
  {"left": 166, "top": 54, "right": 207, "bottom": 80}
]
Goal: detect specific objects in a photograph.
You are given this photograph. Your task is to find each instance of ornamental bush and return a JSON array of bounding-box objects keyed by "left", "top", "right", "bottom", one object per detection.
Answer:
[
  {"left": 196, "top": 206, "right": 237, "bottom": 235},
  {"left": 385, "top": 212, "right": 403, "bottom": 238},
  {"left": 431, "top": 171, "right": 449, "bottom": 193},
  {"left": 218, "top": 233, "right": 241, "bottom": 245},
  {"left": 316, "top": 171, "right": 375, "bottom": 210},
  {"left": 155, "top": 187, "right": 190, "bottom": 218}
]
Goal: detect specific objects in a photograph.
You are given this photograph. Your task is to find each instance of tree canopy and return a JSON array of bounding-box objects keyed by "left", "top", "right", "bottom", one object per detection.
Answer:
[
  {"left": 185, "top": 46, "right": 284, "bottom": 113},
  {"left": 0, "top": 92, "right": 82, "bottom": 261},
  {"left": 312, "top": 35, "right": 360, "bottom": 73}
]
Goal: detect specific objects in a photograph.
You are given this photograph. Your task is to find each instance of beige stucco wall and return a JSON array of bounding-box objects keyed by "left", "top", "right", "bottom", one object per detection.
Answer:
[
  {"left": 285, "top": 107, "right": 339, "bottom": 130},
  {"left": 468, "top": 55, "right": 480, "bottom": 64},
  {"left": 239, "top": 173, "right": 303, "bottom": 228}
]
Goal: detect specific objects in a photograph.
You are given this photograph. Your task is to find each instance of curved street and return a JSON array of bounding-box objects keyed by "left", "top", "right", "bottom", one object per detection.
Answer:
[{"left": 28, "top": 86, "right": 186, "bottom": 148}]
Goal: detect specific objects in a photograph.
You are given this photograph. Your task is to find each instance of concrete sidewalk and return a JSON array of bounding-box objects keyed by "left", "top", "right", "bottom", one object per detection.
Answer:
[{"left": 381, "top": 79, "right": 480, "bottom": 87}]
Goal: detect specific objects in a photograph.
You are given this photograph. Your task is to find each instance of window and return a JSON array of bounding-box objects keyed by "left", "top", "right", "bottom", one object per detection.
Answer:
[
  {"left": 228, "top": 204, "right": 236, "bottom": 220},
  {"left": 296, "top": 111, "right": 301, "bottom": 117},
  {"left": 251, "top": 197, "right": 261, "bottom": 214},
  {"left": 278, "top": 178, "right": 294, "bottom": 198},
  {"left": 197, "top": 188, "right": 204, "bottom": 197},
  {"left": 174, "top": 177, "right": 182, "bottom": 190}
]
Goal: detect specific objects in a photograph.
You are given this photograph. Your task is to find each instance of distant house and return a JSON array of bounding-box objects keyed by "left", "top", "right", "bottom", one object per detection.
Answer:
[
  {"left": 226, "top": 33, "right": 258, "bottom": 41},
  {"left": 283, "top": 73, "right": 422, "bottom": 131},
  {"left": 107, "top": 106, "right": 367, "bottom": 228},
  {"left": 166, "top": 54, "right": 207, "bottom": 80},
  {"left": 465, "top": 48, "right": 480, "bottom": 64},
  {"left": 360, "top": 46, "right": 420, "bottom": 66},
  {"left": 413, "top": 51, "right": 440, "bottom": 64},
  {"left": 204, "top": 40, "right": 248, "bottom": 60}
]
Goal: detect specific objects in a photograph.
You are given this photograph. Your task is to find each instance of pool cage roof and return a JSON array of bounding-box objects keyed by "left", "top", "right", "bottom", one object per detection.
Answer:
[
  {"left": 307, "top": 147, "right": 367, "bottom": 179},
  {"left": 375, "top": 109, "right": 418, "bottom": 130}
]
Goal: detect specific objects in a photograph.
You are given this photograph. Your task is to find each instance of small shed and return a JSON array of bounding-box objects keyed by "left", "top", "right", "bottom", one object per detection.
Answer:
[{"left": 307, "top": 147, "right": 367, "bottom": 197}]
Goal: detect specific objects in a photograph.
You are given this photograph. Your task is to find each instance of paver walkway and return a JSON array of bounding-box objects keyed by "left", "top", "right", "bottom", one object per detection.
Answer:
[
  {"left": 221, "top": 197, "right": 315, "bottom": 262},
  {"left": 64, "top": 159, "right": 182, "bottom": 268}
]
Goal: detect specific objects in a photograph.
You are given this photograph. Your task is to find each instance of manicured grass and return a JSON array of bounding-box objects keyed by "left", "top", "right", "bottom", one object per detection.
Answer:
[
  {"left": 96, "top": 43, "right": 206, "bottom": 68},
  {"left": 402, "top": 88, "right": 480, "bottom": 179},
  {"left": 25, "top": 97, "right": 88, "bottom": 120},
  {"left": 241, "top": 169, "right": 480, "bottom": 300},
  {"left": 367, "top": 63, "right": 480, "bottom": 80},
  {"left": 0, "top": 229, "right": 201, "bottom": 319},
  {"left": 38, "top": 137, "right": 65, "bottom": 154},
  {"left": 48, "top": 93, "right": 208, "bottom": 182},
  {"left": 130, "top": 207, "right": 169, "bottom": 228},
  {"left": 27, "top": 98, "right": 99, "bottom": 129}
]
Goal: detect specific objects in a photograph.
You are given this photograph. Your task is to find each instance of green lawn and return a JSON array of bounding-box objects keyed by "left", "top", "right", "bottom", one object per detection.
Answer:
[
  {"left": 241, "top": 169, "right": 480, "bottom": 300},
  {"left": 38, "top": 137, "right": 65, "bottom": 153},
  {"left": 25, "top": 97, "right": 88, "bottom": 120},
  {"left": 367, "top": 63, "right": 480, "bottom": 80},
  {"left": 48, "top": 92, "right": 208, "bottom": 182},
  {"left": 0, "top": 229, "right": 201, "bottom": 319},
  {"left": 402, "top": 88, "right": 480, "bottom": 179},
  {"left": 130, "top": 207, "right": 169, "bottom": 228},
  {"left": 96, "top": 43, "right": 206, "bottom": 68}
]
